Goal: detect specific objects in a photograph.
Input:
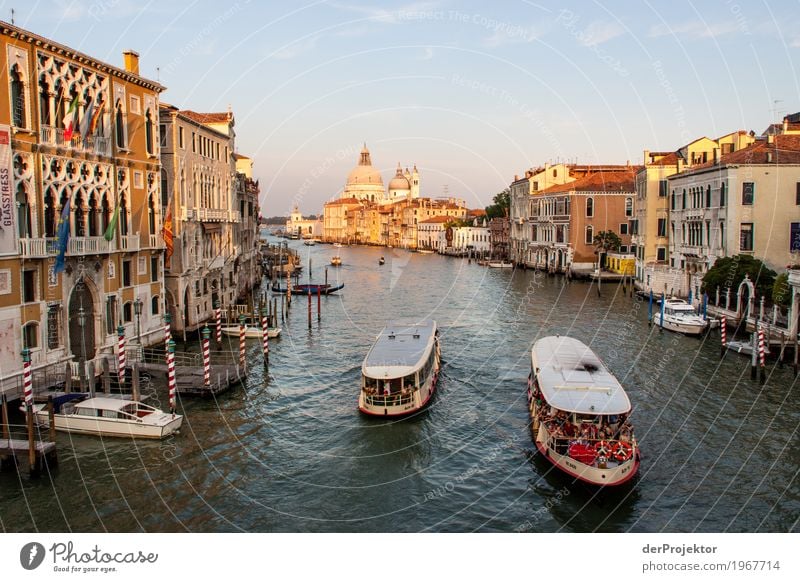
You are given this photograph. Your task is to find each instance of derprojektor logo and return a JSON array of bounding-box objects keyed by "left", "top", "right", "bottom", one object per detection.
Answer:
[{"left": 20, "top": 542, "right": 46, "bottom": 570}]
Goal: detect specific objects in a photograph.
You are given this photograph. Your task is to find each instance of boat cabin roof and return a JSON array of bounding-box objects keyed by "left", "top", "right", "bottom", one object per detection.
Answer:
[
  {"left": 74, "top": 397, "right": 142, "bottom": 412},
  {"left": 363, "top": 320, "right": 437, "bottom": 379},
  {"left": 531, "top": 336, "right": 631, "bottom": 415}
]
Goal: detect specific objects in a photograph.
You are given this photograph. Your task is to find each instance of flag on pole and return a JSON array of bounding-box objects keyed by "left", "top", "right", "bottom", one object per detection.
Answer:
[
  {"left": 63, "top": 95, "right": 79, "bottom": 141},
  {"left": 88, "top": 102, "right": 104, "bottom": 135},
  {"left": 103, "top": 203, "right": 120, "bottom": 242},
  {"left": 53, "top": 197, "right": 71, "bottom": 274},
  {"left": 162, "top": 198, "right": 174, "bottom": 268},
  {"left": 78, "top": 99, "right": 95, "bottom": 139}
]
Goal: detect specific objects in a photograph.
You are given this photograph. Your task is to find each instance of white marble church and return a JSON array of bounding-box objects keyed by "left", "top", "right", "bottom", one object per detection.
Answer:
[{"left": 343, "top": 144, "right": 419, "bottom": 204}]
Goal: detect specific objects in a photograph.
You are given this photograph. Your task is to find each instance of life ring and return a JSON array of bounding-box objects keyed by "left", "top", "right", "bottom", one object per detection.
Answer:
[
  {"left": 594, "top": 440, "right": 612, "bottom": 457},
  {"left": 612, "top": 441, "right": 633, "bottom": 462}
]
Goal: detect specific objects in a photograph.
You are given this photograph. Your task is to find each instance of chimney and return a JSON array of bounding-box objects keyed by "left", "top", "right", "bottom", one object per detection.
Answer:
[
  {"left": 514, "top": 174, "right": 519, "bottom": 181},
  {"left": 767, "top": 133, "right": 775, "bottom": 144},
  {"left": 783, "top": 117, "right": 788, "bottom": 134},
  {"left": 713, "top": 148, "right": 720, "bottom": 164},
  {"left": 123, "top": 50, "right": 140, "bottom": 75},
  {"left": 767, "top": 151, "right": 773, "bottom": 163},
  {"left": 677, "top": 158, "right": 684, "bottom": 173},
  {"left": 643, "top": 149, "right": 650, "bottom": 164}
]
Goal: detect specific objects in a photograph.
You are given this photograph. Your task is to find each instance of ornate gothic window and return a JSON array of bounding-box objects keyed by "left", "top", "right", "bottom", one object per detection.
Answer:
[
  {"left": 10, "top": 65, "right": 27, "bottom": 128},
  {"left": 115, "top": 101, "right": 125, "bottom": 148},
  {"left": 120, "top": 194, "right": 128, "bottom": 236},
  {"left": 145, "top": 110, "right": 154, "bottom": 155},
  {"left": 16, "top": 184, "right": 32, "bottom": 238}
]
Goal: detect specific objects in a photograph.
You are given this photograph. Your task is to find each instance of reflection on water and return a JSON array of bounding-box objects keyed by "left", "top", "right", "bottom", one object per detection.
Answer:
[{"left": 1, "top": 238, "right": 798, "bottom": 532}]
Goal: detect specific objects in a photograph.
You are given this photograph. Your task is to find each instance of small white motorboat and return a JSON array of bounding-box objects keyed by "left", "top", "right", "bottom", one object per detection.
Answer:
[
  {"left": 726, "top": 339, "right": 770, "bottom": 356},
  {"left": 487, "top": 261, "right": 513, "bottom": 268},
  {"left": 221, "top": 325, "right": 282, "bottom": 338},
  {"left": 30, "top": 397, "right": 182, "bottom": 439},
  {"left": 417, "top": 249, "right": 435, "bottom": 254},
  {"left": 653, "top": 298, "right": 708, "bottom": 335}
]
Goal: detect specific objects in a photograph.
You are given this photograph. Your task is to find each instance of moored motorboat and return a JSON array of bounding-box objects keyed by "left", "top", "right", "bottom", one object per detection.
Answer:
[
  {"left": 221, "top": 325, "right": 282, "bottom": 338},
  {"left": 653, "top": 298, "right": 708, "bottom": 335},
  {"left": 487, "top": 260, "right": 513, "bottom": 268},
  {"left": 359, "top": 320, "right": 441, "bottom": 417},
  {"left": 30, "top": 397, "right": 183, "bottom": 439},
  {"left": 527, "top": 336, "right": 640, "bottom": 486},
  {"left": 417, "top": 249, "right": 435, "bottom": 254}
]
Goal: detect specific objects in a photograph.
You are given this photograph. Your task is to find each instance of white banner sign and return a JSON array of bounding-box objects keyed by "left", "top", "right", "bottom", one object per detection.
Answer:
[{"left": 0, "top": 124, "right": 17, "bottom": 256}]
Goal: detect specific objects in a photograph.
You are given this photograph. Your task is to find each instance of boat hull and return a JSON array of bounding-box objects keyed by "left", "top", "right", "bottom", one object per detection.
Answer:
[
  {"left": 653, "top": 315, "right": 707, "bottom": 335},
  {"left": 33, "top": 409, "right": 183, "bottom": 439},
  {"left": 533, "top": 434, "right": 639, "bottom": 487}
]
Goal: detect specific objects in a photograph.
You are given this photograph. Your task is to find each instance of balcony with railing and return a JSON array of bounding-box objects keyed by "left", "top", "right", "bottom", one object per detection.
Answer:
[
  {"left": 181, "top": 208, "right": 196, "bottom": 221},
  {"left": 20, "top": 236, "right": 117, "bottom": 257},
  {"left": 120, "top": 235, "right": 140, "bottom": 252},
  {"left": 40, "top": 125, "right": 112, "bottom": 157},
  {"left": 148, "top": 234, "right": 163, "bottom": 249}
]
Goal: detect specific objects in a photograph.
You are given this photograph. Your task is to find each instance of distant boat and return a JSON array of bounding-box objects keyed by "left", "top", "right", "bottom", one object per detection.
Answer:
[
  {"left": 359, "top": 320, "right": 441, "bottom": 417},
  {"left": 379, "top": 257, "right": 385, "bottom": 265},
  {"left": 417, "top": 249, "right": 435, "bottom": 255},
  {"left": 331, "top": 256, "right": 342, "bottom": 266},
  {"left": 271, "top": 282, "right": 344, "bottom": 295},
  {"left": 303, "top": 239, "right": 316, "bottom": 246},
  {"left": 221, "top": 325, "right": 282, "bottom": 339},
  {"left": 487, "top": 260, "right": 513, "bottom": 268},
  {"left": 334, "top": 243, "right": 343, "bottom": 248},
  {"left": 30, "top": 396, "right": 182, "bottom": 439}
]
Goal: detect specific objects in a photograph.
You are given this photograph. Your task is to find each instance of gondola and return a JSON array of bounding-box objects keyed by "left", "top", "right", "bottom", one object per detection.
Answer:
[{"left": 271, "top": 282, "right": 344, "bottom": 295}]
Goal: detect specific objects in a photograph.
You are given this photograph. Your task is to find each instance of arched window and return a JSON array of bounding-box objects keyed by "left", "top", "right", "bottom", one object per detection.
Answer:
[
  {"left": 115, "top": 100, "right": 125, "bottom": 148},
  {"left": 145, "top": 109, "right": 154, "bottom": 155},
  {"left": 16, "top": 184, "right": 32, "bottom": 238},
  {"left": 625, "top": 197, "right": 633, "bottom": 217},
  {"left": 54, "top": 83, "right": 65, "bottom": 128},
  {"left": 10, "top": 65, "right": 27, "bottom": 128},
  {"left": 88, "top": 193, "right": 98, "bottom": 237},
  {"left": 586, "top": 197, "right": 594, "bottom": 217},
  {"left": 120, "top": 194, "right": 128, "bottom": 236},
  {"left": 123, "top": 301, "right": 133, "bottom": 323},
  {"left": 585, "top": 225, "right": 594, "bottom": 245},
  {"left": 101, "top": 194, "right": 111, "bottom": 234},
  {"left": 22, "top": 321, "right": 39, "bottom": 349},
  {"left": 161, "top": 169, "right": 169, "bottom": 207},
  {"left": 74, "top": 191, "right": 86, "bottom": 237},
  {"left": 720, "top": 182, "right": 726, "bottom": 207},
  {"left": 44, "top": 187, "right": 56, "bottom": 237},
  {"left": 151, "top": 296, "right": 160, "bottom": 315},
  {"left": 39, "top": 77, "right": 51, "bottom": 127},
  {"left": 148, "top": 194, "right": 156, "bottom": 235}
]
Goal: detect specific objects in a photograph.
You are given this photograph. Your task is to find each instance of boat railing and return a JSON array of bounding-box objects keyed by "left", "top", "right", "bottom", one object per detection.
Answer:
[
  {"left": 364, "top": 391, "right": 414, "bottom": 407},
  {"left": 544, "top": 432, "right": 635, "bottom": 463}
]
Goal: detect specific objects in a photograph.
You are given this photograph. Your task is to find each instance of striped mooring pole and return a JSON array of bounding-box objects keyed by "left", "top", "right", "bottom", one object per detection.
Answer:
[
  {"left": 117, "top": 325, "right": 126, "bottom": 385},
  {"left": 22, "top": 347, "right": 33, "bottom": 407},
  {"left": 758, "top": 325, "right": 766, "bottom": 382},
  {"left": 202, "top": 326, "right": 211, "bottom": 387},
  {"left": 261, "top": 307, "right": 270, "bottom": 367},
  {"left": 720, "top": 315, "right": 727, "bottom": 357},
  {"left": 215, "top": 301, "right": 222, "bottom": 347},
  {"left": 239, "top": 315, "right": 247, "bottom": 370},
  {"left": 167, "top": 339, "right": 177, "bottom": 413},
  {"left": 163, "top": 313, "right": 172, "bottom": 366}
]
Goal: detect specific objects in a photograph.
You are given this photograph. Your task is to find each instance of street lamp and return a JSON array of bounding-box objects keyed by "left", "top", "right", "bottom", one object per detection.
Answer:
[{"left": 134, "top": 297, "right": 143, "bottom": 343}]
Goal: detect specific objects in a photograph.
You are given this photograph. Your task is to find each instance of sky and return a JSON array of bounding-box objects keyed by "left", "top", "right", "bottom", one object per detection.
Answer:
[{"left": 5, "top": 0, "right": 800, "bottom": 215}]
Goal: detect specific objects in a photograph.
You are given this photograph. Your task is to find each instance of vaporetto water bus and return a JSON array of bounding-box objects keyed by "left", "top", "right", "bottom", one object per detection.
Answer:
[
  {"left": 359, "top": 320, "right": 441, "bottom": 417},
  {"left": 527, "top": 336, "right": 640, "bottom": 486}
]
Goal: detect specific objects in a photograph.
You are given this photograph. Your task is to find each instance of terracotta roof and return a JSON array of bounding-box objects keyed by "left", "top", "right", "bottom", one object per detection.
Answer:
[
  {"left": 540, "top": 168, "right": 640, "bottom": 194},
  {"left": 325, "top": 197, "right": 362, "bottom": 206},
  {"left": 233, "top": 153, "right": 250, "bottom": 160},
  {"left": 468, "top": 209, "right": 487, "bottom": 216},
  {"left": 419, "top": 216, "right": 451, "bottom": 224},
  {"left": 648, "top": 151, "right": 679, "bottom": 166},
  {"left": 684, "top": 134, "right": 800, "bottom": 172},
  {"left": 180, "top": 110, "right": 232, "bottom": 124}
]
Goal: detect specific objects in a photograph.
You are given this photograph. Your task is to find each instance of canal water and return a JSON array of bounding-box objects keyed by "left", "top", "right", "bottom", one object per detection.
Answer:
[{"left": 2, "top": 238, "right": 798, "bottom": 532}]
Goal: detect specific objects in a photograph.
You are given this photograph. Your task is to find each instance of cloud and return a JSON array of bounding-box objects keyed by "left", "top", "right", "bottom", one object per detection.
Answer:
[
  {"left": 272, "top": 36, "right": 319, "bottom": 60},
  {"left": 578, "top": 20, "right": 624, "bottom": 46},
  {"left": 649, "top": 20, "right": 741, "bottom": 39}
]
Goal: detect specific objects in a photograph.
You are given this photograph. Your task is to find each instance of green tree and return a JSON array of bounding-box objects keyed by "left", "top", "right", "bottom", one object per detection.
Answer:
[
  {"left": 701, "top": 255, "right": 777, "bottom": 301},
  {"left": 485, "top": 188, "right": 510, "bottom": 219},
  {"left": 592, "top": 230, "right": 621, "bottom": 270}
]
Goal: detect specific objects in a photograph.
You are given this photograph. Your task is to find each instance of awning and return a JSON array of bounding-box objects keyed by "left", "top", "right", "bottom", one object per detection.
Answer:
[{"left": 202, "top": 223, "right": 222, "bottom": 234}]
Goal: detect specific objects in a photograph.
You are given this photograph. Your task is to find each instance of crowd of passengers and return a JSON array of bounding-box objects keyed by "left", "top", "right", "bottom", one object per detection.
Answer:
[{"left": 532, "top": 388, "right": 633, "bottom": 444}]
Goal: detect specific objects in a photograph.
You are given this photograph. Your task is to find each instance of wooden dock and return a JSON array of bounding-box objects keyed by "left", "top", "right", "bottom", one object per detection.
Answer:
[
  {"left": 131, "top": 348, "right": 246, "bottom": 397},
  {"left": 1, "top": 395, "right": 58, "bottom": 477}
]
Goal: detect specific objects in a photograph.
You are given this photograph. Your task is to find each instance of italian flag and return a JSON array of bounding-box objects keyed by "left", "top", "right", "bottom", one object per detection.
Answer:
[{"left": 63, "top": 95, "right": 79, "bottom": 141}]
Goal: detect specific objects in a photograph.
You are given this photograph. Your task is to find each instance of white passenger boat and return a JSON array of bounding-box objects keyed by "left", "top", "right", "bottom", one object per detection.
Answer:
[
  {"left": 30, "top": 397, "right": 182, "bottom": 439},
  {"left": 221, "top": 325, "right": 282, "bottom": 338},
  {"left": 359, "top": 320, "right": 441, "bottom": 417},
  {"left": 487, "top": 260, "right": 513, "bottom": 268},
  {"left": 528, "top": 336, "right": 640, "bottom": 486},
  {"left": 653, "top": 298, "right": 708, "bottom": 335}
]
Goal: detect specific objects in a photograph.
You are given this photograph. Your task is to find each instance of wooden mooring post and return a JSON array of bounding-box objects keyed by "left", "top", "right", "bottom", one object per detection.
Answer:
[
  {"left": 1, "top": 394, "right": 9, "bottom": 441},
  {"left": 132, "top": 362, "right": 141, "bottom": 402},
  {"left": 307, "top": 288, "right": 312, "bottom": 330},
  {"left": 102, "top": 357, "right": 111, "bottom": 394}
]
